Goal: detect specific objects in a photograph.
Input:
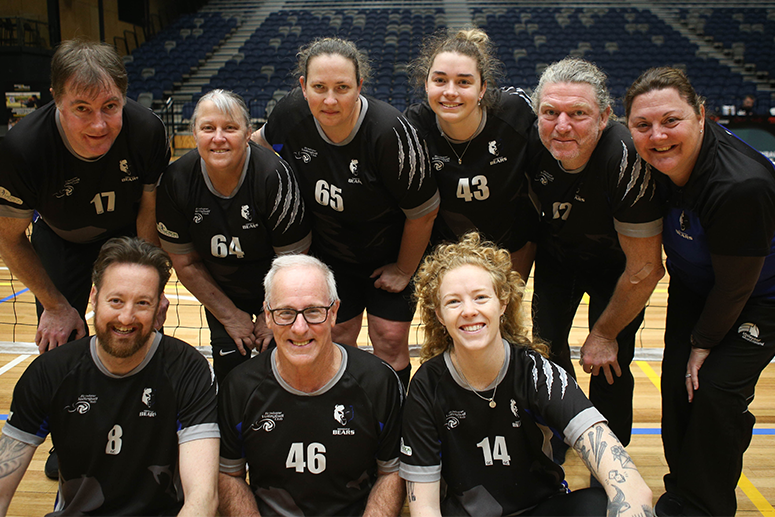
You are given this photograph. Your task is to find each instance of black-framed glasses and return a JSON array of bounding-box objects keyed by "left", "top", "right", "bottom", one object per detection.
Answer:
[{"left": 266, "top": 301, "right": 335, "bottom": 326}]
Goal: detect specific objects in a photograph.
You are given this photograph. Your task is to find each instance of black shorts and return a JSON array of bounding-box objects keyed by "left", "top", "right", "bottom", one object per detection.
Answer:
[{"left": 317, "top": 253, "right": 416, "bottom": 323}]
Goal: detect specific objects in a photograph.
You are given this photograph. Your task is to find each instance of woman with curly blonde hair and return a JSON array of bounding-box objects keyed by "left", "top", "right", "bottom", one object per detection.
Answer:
[{"left": 400, "top": 233, "right": 652, "bottom": 516}]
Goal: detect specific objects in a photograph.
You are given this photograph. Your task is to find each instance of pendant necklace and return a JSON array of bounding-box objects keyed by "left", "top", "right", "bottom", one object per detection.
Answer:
[
  {"left": 453, "top": 354, "right": 498, "bottom": 408},
  {"left": 444, "top": 137, "right": 473, "bottom": 165}
]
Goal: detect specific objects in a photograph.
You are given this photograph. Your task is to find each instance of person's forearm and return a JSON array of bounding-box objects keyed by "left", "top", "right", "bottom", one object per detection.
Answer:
[
  {"left": 395, "top": 210, "right": 437, "bottom": 275},
  {"left": 175, "top": 260, "right": 241, "bottom": 324},
  {"left": 575, "top": 423, "right": 652, "bottom": 516},
  {"left": 363, "top": 471, "right": 405, "bottom": 517},
  {"left": 591, "top": 261, "right": 663, "bottom": 340},
  {"left": 218, "top": 472, "right": 261, "bottom": 516},
  {"left": 137, "top": 194, "right": 160, "bottom": 246}
]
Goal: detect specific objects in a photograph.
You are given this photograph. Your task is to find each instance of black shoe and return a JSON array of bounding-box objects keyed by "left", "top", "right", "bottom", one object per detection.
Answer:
[{"left": 44, "top": 447, "right": 58, "bottom": 480}]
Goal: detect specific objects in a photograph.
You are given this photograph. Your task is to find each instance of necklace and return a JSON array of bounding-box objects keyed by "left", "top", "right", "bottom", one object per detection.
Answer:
[
  {"left": 443, "top": 136, "right": 473, "bottom": 165},
  {"left": 452, "top": 353, "right": 498, "bottom": 408}
]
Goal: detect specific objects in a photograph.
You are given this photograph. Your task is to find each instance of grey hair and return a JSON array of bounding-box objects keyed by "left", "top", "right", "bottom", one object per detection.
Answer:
[
  {"left": 190, "top": 89, "right": 252, "bottom": 133},
  {"left": 264, "top": 255, "right": 339, "bottom": 306},
  {"left": 531, "top": 57, "right": 612, "bottom": 114}
]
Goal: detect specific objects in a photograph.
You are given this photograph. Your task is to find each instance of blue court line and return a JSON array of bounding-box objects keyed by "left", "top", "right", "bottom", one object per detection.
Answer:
[{"left": 0, "top": 288, "right": 30, "bottom": 304}]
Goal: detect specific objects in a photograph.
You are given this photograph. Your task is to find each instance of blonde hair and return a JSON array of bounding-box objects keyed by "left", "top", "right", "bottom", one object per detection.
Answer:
[{"left": 414, "top": 233, "right": 548, "bottom": 362}]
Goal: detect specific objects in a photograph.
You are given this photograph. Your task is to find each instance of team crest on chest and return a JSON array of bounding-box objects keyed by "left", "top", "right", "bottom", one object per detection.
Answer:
[
  {"left": 241, "top": 205, "right": 252, "bottom": 221},
  {"left": 738, "top": 323, "right": 764, "bottom": 345},
  {"left": 333, "top": 404, "right": 355, "bottom": 435},
  {"left": 119, "top": 159, "right": 138, "bottom": 182},
  {"left": 431, "top": 154, "right": 450, "bottom": 171},
  {"left": 510, "top": 399, "right": 522, "bottom": 427},
  {"left": 65, "top": 394, "right": 98, "bottom": 415},
  {"left": 139, "top": 387, "right": 156, "bottom": 417},
  {"left": 293, "top": 147, "right": 318, "bottom": 163},
  {"left": 488, "top": 141, "right": 507, "bottom": 165},
  {"left": 537, "top": 170, "right": 553, "bottom": 186},
  {"left": 444, "top": 410, "right": 466, "bottom": 430},
  {"left": 348, "top": 160, "right": 362, "bottom": 184},
  {"left": 251, "top": 411, "right": 284, "bottom": 432}
]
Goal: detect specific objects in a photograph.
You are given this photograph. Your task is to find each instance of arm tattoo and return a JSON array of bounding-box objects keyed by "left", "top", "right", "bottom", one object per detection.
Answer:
[
  {"left": 578, "top": 425, "right": 608, "bottom": 471},
  {"left": 0, "top": 435, "right": 30, "bottom": 480},
  {"left": 608, "top": 470, "right": 626, "bottom": 484},
  {"left": 610, "top": 444, "right": 636, "bottom": 470},
  {"left": 606, "top": 485, "right": 630, "bottom": 517},
  {"left": 407, "top": 482, "right": 416, "bottom": 502}
]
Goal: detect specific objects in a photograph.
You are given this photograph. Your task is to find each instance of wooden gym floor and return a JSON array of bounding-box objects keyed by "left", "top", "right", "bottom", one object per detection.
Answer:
[{"left": 0, "top": 264, "right": 773, "bottom": 516}]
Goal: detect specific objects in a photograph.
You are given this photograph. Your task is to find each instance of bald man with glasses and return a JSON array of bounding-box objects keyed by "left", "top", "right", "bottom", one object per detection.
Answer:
[{"left": 217, "top": 254, "right": 405, "bottom": 517}]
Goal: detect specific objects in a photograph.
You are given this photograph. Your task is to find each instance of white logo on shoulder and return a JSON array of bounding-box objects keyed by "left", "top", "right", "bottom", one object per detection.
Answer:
[
  {"left": 333, "top": 404, "right": 355, "bottom": 435},
  {"left": 400, "top": 437, "right": 412, "bottom": 456},
  {"left": 139, "top": 387, "right": 156, "bottom": 417},
  {"left": 251, "top": 411, "right": 284, "bottom": 432},
  {"left": 65, "top": 394, "right": 98, "bottom": 415},
  {"left": 0, "top": 187, "right": 23, "bottom": 205},
  {"left": 738, "top": 323, "right": 764, "bottom": 345},
  {"left": 156, "top": 222, "right": 179, "bottom": 239}
]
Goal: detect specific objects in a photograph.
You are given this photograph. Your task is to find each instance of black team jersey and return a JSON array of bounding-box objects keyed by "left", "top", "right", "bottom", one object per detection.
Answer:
[
  {"left": 528, "top": 121, "right": 662, "bottom": 267},
  {"left": 219, "top": 344, "right": 404, "bottom": 516},
  {"left": 405, "top": 87, "right": 538, "bottom": 251},
  {"left": 0, "top": 99, "right": 169, "bottom": 243},
  {"left": 261, "top": 88, "right": 439, "bottom": 264},
  {"left": 156, "top": 142, "right": 311, "bottom": 299},
  {"left": 400, "top": 341, "right": 604, "bottom": 516},
  {"left": 3, "top": 333, "right": 218, "bottom": 516}
]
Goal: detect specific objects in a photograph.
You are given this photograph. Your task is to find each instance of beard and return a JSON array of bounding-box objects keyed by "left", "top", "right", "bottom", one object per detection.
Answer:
[{"left": 95, "top": 323, "right": 154, "bottom": 359}]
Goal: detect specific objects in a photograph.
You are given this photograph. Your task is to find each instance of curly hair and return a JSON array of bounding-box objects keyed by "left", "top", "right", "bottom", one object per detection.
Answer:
[
  {"left": 414, "top": 233, "right": 549, "bottom": 362},
  {"left": 410, "top": 28, "right": 502, "bottom": 111}
]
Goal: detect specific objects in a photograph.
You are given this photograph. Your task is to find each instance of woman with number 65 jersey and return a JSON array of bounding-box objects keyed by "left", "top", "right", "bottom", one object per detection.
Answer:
[{"left": 253, "top": 37, "right": 439, "bottom": 388}]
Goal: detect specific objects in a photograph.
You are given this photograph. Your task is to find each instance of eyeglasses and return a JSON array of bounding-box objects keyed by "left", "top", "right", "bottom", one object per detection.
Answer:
[{"left": 266, "top": 301, "right": 335, "bottom": 326}]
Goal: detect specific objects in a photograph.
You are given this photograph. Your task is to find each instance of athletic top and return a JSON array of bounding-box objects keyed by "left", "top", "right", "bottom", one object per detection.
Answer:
[
  {"left": 400, "top": 340, "right": 604, "bottom": 516},
  {"left": 156, "top": 142, "right": 311, "bottom": 299},
  {"left": 405, "top": 87, "right": 538, "bottom": 251},
  {"left": 528, "top": 121, "right": 662, "bottom": 267},
  {"left": 0, "top": 99, "right": 169, "bottom": 243},
  {"left": 261, "top": 88, "right": 439, "bottom": 264},
  {"left": 660, "top": 120, "right": 775, "bottom": 299},
  {"left": 219, "top": 343, "right": 404, "bottom": 516},
  {"left": 4, "top": 333, "right": 219, "bottom": 516}
]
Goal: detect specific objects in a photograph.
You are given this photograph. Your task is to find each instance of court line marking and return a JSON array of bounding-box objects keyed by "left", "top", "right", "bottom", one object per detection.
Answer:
[
  {"left": 0, "top": 355, "right": 31, "bottom": 376},
  {"left": 0, "top": 289, "right": 30, "bottom": 304},
  {"left": 635, "top": 361, "right": 775, "bottom": 513}
]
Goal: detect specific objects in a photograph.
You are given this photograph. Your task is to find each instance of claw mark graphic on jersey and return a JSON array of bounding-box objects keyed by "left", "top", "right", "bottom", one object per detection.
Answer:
[{"left": 251, "top": 418, "right": 276, "bottom": 432}]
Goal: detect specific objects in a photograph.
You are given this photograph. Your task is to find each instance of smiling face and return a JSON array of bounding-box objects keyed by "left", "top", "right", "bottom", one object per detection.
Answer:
[
  {"left": 425, "top": 51, "right": 485, "bottom": 140},
  {"left": 436, "top": 264, "right": 506, "bottom": 355},
  {"left": 537, "top": 82, "right": 610, "bottom": 170},
  {"left": 627, "top": 87, "right": 705, "bottom": 186},
  {"left": 300, "top": 53, "right": 363, "bottom": 143},
  {"left": 193, "top": 99, "right": 250, "bottom": 176},
  {"left": 90, "top": 263, "right": 160, "bottom": 363},
  {"left": 55, "top": 78, "right": 124, "bottom": 159},
  {"left": 266, "top": 265, "right": 339, "bottom": 372}
]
